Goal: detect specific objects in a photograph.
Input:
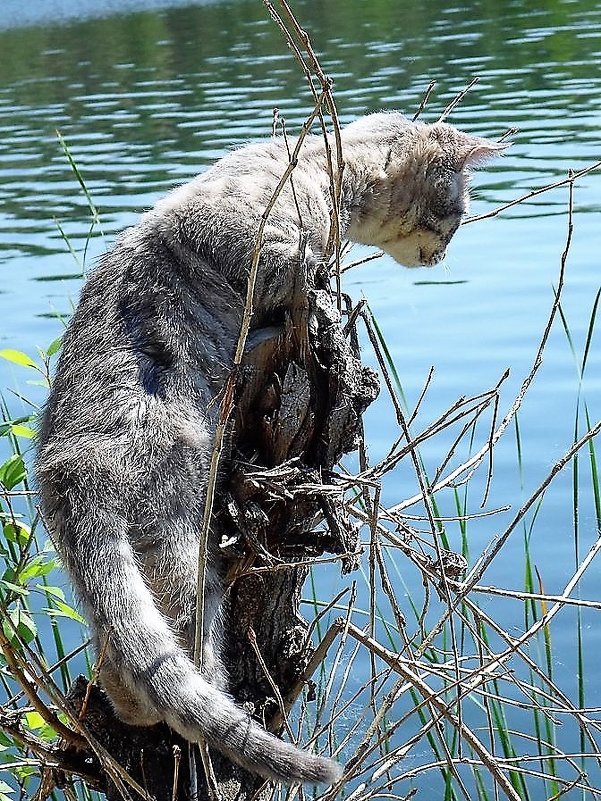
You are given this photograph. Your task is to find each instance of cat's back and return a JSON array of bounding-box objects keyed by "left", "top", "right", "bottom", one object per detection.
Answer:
[
  {"left": 151, "top": 134, "right": 327, "bottom": 230},
  {"left": 38, "top": 223, "right": 208, "bottom": 462},
  {"left": 40, "top": 133, "right": 330, "bottom": 454}
]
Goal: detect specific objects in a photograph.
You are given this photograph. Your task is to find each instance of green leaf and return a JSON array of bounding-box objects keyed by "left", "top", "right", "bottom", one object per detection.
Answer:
[
  {"left": 2, "top": 520, "right": 31, "bottom": 545},
  {"left": 0, "top": 455, "right": 26, "bottom": 490},
  {"left": 0, "top": 349, "right": 37, "bottom": 369},
  {"left": 0, "top": 579, "right": 29, "bottom": 597},
  {"left": 24, "top": 711, "right": 47, "bottom": 730},
  {"left": 44, "top": 599, "right": 86, "bottom": 625},
  {"left": 56, "top": 130, "right": 102, "bottom": 227},
  {"left": 0, "top": 415, "right": 35, "bottom": 438},
  {"left": 0, "top": 729, "right": 13, "bottom": 748},
  {"left": 36, "top": 584, "right": 65, "bottom": 601},
  {"left": 46, "top": 336, "right": 63, "bottom": 358},
  {"left": 0, "top": 780, "right": 14, "bottom": 798},
  {"left": 12, "top": 764, "right": 37, "bottom": 780},
  {"left": 2, "top": 608, "right": 37, "bottom": 645},
  {"left": 9, "top": 424, "right": 35, "bottom": 440},
  {"left": 23, "top": 711, "right": 58, "bottom": 741},
  {"left": 19, "top": 556, "right": 56, "bottom": 583}
]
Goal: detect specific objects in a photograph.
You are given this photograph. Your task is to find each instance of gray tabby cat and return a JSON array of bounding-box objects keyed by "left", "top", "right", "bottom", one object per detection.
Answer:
[{"left": 35, "top": 112, "right": 502, "bottom": 785}]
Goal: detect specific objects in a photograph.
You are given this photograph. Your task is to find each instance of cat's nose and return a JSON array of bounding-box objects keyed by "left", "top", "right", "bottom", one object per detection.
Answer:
[
  {"left": 419, "top": 247, "right": 445, "bottom": 267},
  {"left": 430, "top": 249, "right": 446, "bottom": 265}
]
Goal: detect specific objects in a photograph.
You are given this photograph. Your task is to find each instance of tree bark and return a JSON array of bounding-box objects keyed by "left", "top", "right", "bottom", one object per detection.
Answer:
[{"left": 55, "top": 264, "right": 378, "bottom": 801}]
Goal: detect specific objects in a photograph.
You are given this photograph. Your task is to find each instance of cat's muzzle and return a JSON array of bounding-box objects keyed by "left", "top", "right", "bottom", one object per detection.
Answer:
[{"left": 420, "top": 247, "right": 446, "bottom": 267}]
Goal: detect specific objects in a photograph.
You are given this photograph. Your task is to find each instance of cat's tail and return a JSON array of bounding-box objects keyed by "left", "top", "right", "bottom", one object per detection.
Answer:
[{"left": 36, "top": 468, "right": 342, "bottom": 786}]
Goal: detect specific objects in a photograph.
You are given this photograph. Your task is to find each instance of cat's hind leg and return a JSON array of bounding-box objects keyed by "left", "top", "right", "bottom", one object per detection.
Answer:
[
  {"left": 137, "top": 520, "right": 229, "bottom": 692},
  {"left": 99, "top": 655, "right": 163, "bottom": 727}
]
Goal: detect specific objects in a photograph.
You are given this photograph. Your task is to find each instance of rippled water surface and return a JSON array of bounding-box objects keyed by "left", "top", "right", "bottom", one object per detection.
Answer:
[{"left": 1, "top": 0, "right": 600, "bottom": 792}]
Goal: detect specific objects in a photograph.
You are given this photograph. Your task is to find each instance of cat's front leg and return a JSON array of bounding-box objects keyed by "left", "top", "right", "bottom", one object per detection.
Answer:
[{"left": 251, "top": 233, "right": 326, "bottom": 313}]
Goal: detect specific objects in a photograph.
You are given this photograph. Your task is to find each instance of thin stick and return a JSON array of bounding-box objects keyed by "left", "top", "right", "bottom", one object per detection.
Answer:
[
  {"left": 344, "top": 623, "right": 521, "bottom": 801},
  {"left": 390, "top": 172, "right": 576, "bottom": 515},
  {"left": 171, "top": 746, "right": 181, "bottom": 801},
  {"left": 0, "top": 629, "right": 86, "bottom": 749},
  {"left": 459, "top": 583, "right": 601, "bottom": 610},
  {"left": 79, "top": 633, "right": 110, "bottom": 721},
  {"left": 270, "top": 619, "right": 343, "bottom": 732},
  {"left": 247, "top": 627, "right": 294, "bottom": 740},
  {"left": 193, "top": 90, "right": 328, "bottom": 669},
  {"left": 464, "top": 159, "right": 601, "bottom": 224},
  {"left": 412, "top": 81, "right": 437, "bottom": 121},
  {"left": 437, "top": 77, "right": 480, "bottom": 123}
]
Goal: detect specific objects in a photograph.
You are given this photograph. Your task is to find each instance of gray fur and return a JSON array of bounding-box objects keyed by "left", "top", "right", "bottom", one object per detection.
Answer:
[{"left": 35, "top": 112, "right": 501, "bottom": 785}]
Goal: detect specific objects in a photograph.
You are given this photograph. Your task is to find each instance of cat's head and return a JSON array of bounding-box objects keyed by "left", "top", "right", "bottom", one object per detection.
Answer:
[{"left": 342, "top": 112, "right": 504, "bottom": 267}]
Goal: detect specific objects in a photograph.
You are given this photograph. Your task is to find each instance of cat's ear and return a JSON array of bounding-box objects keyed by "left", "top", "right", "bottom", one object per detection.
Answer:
[
  {"left": 431, "top": 123, "right": 508, "bottom": 170},
  {"left": 459, "top": 137, "right": 507, "bottom": 169}
]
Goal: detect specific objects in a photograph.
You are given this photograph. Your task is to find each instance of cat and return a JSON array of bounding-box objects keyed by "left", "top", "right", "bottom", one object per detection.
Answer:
[{"left": 35, "top": 111, "right": 502, "bottom": 785}]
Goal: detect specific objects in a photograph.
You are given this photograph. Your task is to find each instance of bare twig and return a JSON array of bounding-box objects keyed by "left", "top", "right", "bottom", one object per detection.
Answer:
[
  {"left": 193, "top": 89, "right": 329, "bottom": 668},
  {"left": 412, "top": 81, "right": 437, "bottom": 121},
  {"left": 390, "top": 172, "right": 577, "bottom": 515},
  {"left": 343, "top": 624, "right": 521, "bottom": 801},
  {"left": 437, "top": 77, "right": 480, "bottom": 123},
  {"left": 464, "top": 159, "right": 601, "bottom": 224}
]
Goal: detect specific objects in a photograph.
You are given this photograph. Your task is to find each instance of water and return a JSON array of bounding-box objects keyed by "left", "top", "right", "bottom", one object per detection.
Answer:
[{"left": 1, "top": 0, "right": 600, "bottom": 795}]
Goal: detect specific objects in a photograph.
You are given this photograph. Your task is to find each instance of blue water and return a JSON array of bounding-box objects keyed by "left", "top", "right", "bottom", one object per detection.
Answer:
[{"left": 1, "top": 0, "right": 600, "bottom": 796}]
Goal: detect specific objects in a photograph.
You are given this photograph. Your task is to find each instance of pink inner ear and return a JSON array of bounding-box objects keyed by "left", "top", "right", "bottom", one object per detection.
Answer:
[{"left": 463, "top": 140, "right": 507, "bottom": 167}]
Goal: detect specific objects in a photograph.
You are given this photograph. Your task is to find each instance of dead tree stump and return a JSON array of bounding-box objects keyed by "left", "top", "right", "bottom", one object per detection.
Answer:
[{"left": 56, "top": 263, "right": 378, "bottom": 801}]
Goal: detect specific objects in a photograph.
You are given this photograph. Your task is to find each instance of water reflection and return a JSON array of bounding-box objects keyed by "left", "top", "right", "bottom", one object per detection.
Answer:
[{"left": 1, "top": 0, "right": 600, "bottom": 269}]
